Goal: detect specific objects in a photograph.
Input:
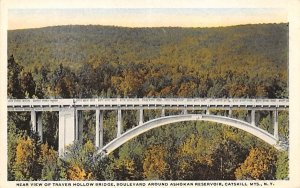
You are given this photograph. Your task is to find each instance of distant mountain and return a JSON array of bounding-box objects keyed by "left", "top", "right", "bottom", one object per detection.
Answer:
[{"left": 8, "top": 23, "right": 288, "bottom": 72}]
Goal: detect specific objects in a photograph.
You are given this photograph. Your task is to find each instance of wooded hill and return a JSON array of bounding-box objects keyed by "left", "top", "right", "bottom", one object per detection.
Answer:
[
  {"left": 8, "top": 23, "right": 288, "bottom": 99},
  {"left": 8, "top": 24, "right": 288, "bottom": 71}
]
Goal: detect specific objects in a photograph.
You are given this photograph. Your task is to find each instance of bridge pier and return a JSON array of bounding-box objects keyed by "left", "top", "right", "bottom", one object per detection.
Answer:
[
  {"left": 183, "top": 108, "right": 188, "bottom": 115},
  {"left": 206, "top": 108, "right": 210, "bottom": 115},
  {"left": 96, "top": 109, "right": 104, "bottom": 148},
  {"left": 30, "top": 111, "right": 43, "bottom": 141},
  {"left": 76, "top": 110, "right": 83, "bottom": 142},
  {"left": 117, "top": 109, "right": 123, "bottom": 137},
  {"left": 59, "top": 108, "right": 76, "bottom": 156},
  {"left": 228, "top": 109, "right": 232, "bottom": 118},
  {"left": 161, "top": 108, "right": 165, "bottom": 117},
  {"left": 251, "top": 109, "right": 255, "bottom": 126},
  {"left": 273, "top": 109, "right": 279, "bottom": 139},
  {"left": 139, "top": 109, "right": 144, "bottom": 125}
]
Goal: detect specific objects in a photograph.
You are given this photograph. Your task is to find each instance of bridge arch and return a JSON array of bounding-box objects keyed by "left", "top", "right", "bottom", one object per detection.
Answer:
[{"left": 97, "top": 114, "right": 281, "bottom": 156}]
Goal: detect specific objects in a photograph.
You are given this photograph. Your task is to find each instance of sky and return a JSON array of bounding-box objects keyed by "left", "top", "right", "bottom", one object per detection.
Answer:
[{"left": 8, "top": 8, "right": 287, "bottom": 30}]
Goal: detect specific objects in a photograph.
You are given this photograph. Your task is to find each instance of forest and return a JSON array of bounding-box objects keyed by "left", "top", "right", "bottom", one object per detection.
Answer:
[{"left": 7, "top": 23, "right": 288, "bottom": 180}]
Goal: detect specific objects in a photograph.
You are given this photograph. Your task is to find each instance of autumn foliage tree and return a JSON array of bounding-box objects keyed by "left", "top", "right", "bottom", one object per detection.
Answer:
[
  {"left": 38, "top": 143, "right": 60, "bottom": 180},
  {"left": 13, "top": 136, "right": 40, "bottom": 180},
  {"left": 143, "top": 145, "right": 169, "bottom": 180},
  {"left": 235, "top": 147, "right": 277, "bottom": 180}
]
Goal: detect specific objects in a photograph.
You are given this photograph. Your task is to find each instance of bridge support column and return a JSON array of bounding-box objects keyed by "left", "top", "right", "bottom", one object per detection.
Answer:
[
  {"left": 37, "top": 112, "right": 43, "bottom": 141},
  {"left": 228, "top": 109, "right": 232, "bottom": 118},
  {"left": 183, "top": 108, "right": 188, "bottom": 115},
  {"left": 30, "top": 111, "right": 43, "bottom": 141},
  {"left": 251, "top": 110, "right": 255, "bottom": 126},
  {"left": 206, "top": 108, "right": 210, "bottom": 115},
  {"left": 117, "top": 109, "right": 122, "bottom": 137},
  {"left": 30, "top": 110, "right": 36, "bottom": 132},
  {"left": 96, "top": 109, "right": 104, "bottom": 148},
  {"left": 76, "top": 110, "right": 83, "bottom": 143},
  {"left": 161, "top": 108, "right": 165, "bottom": 117},
  {"left": 59, "top": 108, "right": 76, "bottom": 156},
  {"left": 139, "top": 109, "right": 144, "bottom": 125},
  {"left": 273, "top": 109, "right": 279, "bottom": 140}
]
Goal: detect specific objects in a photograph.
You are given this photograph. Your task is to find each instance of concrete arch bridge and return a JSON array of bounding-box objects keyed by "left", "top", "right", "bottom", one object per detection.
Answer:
[{"left": 7, "top": 98, "right": 289, "bottom": 156}]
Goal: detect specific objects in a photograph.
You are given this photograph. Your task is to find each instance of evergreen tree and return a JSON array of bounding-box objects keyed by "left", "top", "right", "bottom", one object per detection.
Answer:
[{"left": 7, "top": 55, "right": 24, "bottom": 98}]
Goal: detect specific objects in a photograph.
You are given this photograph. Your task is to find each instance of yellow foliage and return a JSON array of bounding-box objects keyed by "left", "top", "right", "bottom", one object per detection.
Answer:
[
  {"left": 143, "top": 145, "right": 168, "bottom": 179},
  {"left": 39, "top": 143, "right": 57, "bottom": 164},
  {"left": 177, "top": 134, "right": 213, "bottom": 165},
  {"left": 235, "top": 147, "right": 276, "bottom": 180},
  {"left": 67, "top": 164, "right": 93, "bottom": 181},
  {"left": 83, "top": 140, "right": 95, "bottom": 153},
  {"left": 15, "top": 137, "right": 35, "bottom": 165},
  {"left": 14, "top": 136, "right": 36, "bottom": 180}
]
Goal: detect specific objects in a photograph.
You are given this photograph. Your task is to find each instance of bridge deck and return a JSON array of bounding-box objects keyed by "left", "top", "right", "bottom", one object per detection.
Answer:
[{"left": 7, "top": 98, "right": 289, "bottom": 111}]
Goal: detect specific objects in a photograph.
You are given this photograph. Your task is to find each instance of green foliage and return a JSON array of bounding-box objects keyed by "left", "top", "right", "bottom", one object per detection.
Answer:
[
  {"left": 7, "top": 55, "right": 24, "bottom": 98},
  {"left": 63, "top": 140, "right": 96, "bottom": 180},
  {"left": 276, "top": 151, "right": 289, "bottom": 179},
  {"left": 210, "top": 139, "right": 248, "bottom": 180},
  {"left": 39, "top": 143, "right": 60, "bottom": 180},
  {"left": 7, "top": 122, "right": 24, "bottom": 180},
  {"left": 278, "top": 111, "right": 289, "bottom": 143}
]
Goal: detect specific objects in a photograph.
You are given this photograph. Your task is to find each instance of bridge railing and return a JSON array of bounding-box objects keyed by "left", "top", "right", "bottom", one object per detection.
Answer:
[{"left": 7, "top": 98, "right": 289, "bottom": 108}]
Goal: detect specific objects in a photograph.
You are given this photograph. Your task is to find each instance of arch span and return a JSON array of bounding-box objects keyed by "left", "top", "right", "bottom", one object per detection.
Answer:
[{"left": 97, "top": 114, "right": 280, "bottom": 156}]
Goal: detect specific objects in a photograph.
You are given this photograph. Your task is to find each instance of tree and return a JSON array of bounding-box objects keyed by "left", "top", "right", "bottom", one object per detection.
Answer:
[
  {"left": 7, "top": 122, "right": 24, "bottom": 180},
  {"left": 235, "top": 147, "right": 277, "bottom": 180},
  {"left": 278, "top": 111, "right": 289, "bottom": 143},
  {"left": 7, "top": 55, "right": 24, "bottom": 98},
  {"left": 143, "top": 145, "right": 169, "bottom": 180},
  {"left": 112, "top": 158, "right": 137, "bottom": 180},
  {"left": 13, "top": 136, "right": 40, "bottom": 180},
  {"left": 276, "top": 151, "right": 289, "bottom": 180},
  {"left": 210, "top": 139, "right": 248, "bottom": 180},
  {"left": 20, "top": 72, "right": 36, "bottom": 98},
  {"left": 259, "top": 115, "right": 273, "bottom": 134},
  {"left": 175, "top": 133, "right": 214, "bottom": 180},
  {"left": 67, "top": 164, "right": 92, "bottom": 181},
  {"left": 39, "top": 143, "right": 60, "bottom": 180},
  {"left": 63, "top": 140, "right": 95, "bottom": 180}
]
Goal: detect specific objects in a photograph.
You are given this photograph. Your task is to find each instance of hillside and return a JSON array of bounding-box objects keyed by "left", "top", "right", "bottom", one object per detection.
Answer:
[
  {"left": 7, "top": 24, "right": 288, "bottom": 99},
  {"left": 8, "top": 24, "right": 288, "bottom": 71}
]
